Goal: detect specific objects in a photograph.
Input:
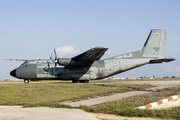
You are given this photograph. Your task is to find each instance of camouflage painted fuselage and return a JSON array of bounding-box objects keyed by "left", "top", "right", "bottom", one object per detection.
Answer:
[{"left": 13, "top": 58, "right": 151, "bottom": 81}]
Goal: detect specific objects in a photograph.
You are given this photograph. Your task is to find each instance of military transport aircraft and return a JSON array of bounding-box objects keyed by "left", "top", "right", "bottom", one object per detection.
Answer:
[{"left": 8, "top": 29, "right": 175, "bottom": 83}]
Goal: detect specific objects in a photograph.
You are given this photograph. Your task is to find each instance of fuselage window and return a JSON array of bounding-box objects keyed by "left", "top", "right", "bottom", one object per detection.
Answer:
[{"left": 20, "top": 62, "right": 27, "bottom": 67}]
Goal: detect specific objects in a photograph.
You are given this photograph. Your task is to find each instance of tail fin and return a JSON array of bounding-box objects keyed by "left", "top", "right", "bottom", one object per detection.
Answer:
[
  {"left": 141, "top": 29, "right": 166, "bottom": 59},
  {"left": 108, "top": 29, "right": 175, "bottom": 62}
]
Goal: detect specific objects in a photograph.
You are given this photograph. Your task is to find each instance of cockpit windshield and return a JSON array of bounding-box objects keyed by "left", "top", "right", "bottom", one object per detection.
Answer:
[{"left": 20, "top": 62, "right": 27, "bottom": 67}]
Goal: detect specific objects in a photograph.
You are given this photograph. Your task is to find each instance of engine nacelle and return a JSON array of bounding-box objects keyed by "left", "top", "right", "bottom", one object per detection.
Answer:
[{"left": 57, "top": 58, "right": 84, "bottom": 66}]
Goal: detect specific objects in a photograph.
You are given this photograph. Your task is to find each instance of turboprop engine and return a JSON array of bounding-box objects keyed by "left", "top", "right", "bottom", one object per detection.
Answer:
[
  {"left": 51, "top": 49, "right": 89, "bottom": 66},
  {"left": 57, "top": 58, "right": 84, "bottom": 66}
]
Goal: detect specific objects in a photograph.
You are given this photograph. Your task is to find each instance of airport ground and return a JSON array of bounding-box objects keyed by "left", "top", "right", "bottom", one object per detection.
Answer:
[{"left": 0, "top": 79, "right": 180, "bottom": 120}]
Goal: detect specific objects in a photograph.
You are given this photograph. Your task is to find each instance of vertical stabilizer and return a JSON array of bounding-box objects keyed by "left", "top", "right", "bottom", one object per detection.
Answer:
[{"left": 141, "top": 29, "right": 166, "bottom": 59}]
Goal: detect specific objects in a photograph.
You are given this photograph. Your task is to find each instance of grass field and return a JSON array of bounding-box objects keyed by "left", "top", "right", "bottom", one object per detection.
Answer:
[
  {"left": 1, "top": 81, "right": 180, "bottom": 119},
  {"left": 0, "top": 83, "right": 153, "bottom": 107},
  {"left": 80, "top": 85, "right": 180, "bottom": 120}
]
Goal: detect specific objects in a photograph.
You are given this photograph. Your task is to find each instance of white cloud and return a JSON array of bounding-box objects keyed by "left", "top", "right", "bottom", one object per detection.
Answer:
[
  {"left": 56, "top": 45, "right": 79, "bottom": 57},
  {"left": 19, "top": 45, "right": 31, "bottom": 48}
]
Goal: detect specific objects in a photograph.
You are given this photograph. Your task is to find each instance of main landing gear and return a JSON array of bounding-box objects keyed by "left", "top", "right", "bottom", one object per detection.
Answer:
[
  {"left": 72, "top": 80, "right": 89, "bottom": 83},
  {"left": 24, "top": 79, "right": 29, "bottom": 83}
]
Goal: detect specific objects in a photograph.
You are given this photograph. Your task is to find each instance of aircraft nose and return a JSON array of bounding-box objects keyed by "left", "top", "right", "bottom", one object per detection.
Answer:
[{"left": 10, "top": 69, "right": 16, "bottom": 77}]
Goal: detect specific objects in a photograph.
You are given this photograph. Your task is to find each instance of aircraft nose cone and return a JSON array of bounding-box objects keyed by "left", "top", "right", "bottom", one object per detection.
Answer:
[{"left": 10, "top": 69, "right": 16, "bottom": 77}]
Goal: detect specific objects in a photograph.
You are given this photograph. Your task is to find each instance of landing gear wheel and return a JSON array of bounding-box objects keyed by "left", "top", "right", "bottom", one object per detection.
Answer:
[
  {"left": 85, "top": 80, "right": 89, "bottom": 83},
  {"left": 72, "top": 80, "right": 81, "bottom": 83},
  {"left": 24, "top": 79, "right": 29, "bottom": 83},
  {"left": 72, "top": 80, "right": 77, "bottom": 83},
  {"left": 72, "top": 80, "right": 89, "bottom": 83}
]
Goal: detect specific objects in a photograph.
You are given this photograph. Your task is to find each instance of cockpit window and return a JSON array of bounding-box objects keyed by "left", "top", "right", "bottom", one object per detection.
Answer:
[{"left": 20, "top": 62, "right": 27, "bottom": 67}]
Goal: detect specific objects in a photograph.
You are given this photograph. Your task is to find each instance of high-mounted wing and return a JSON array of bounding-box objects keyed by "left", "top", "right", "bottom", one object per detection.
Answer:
[
  {"left": 72, "top": 47, "right": 108, "bottom": 61},
  {"left": 55, "top": 47, "right": 108, "bottom": 66}
]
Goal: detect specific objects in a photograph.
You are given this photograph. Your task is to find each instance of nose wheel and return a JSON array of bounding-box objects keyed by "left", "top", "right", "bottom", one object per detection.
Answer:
[{"left": 24, "top": 79, "right": 29, "bottom": 83}]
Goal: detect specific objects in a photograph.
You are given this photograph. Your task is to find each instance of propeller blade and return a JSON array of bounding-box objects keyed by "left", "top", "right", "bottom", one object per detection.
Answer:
[
  {"left": 51, "top": 49, "right": 58, "bottom": 74},
  {"left": 54, "top": 49, "right": 57, "bottom": 60},
  {"left": 52, "top": 49, "right": 58, "bottom": 67},
  {"left": 53, "top": 49, "right": 57, "bottom": 75}
]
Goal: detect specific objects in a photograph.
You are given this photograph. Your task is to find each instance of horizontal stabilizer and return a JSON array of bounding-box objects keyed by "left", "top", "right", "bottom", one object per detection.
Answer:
[{"left": 149, "top": 58, "right": 175, "bottom": 64}]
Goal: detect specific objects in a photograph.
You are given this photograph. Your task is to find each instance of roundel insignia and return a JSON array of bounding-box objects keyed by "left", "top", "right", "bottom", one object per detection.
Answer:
[{"left": 127, "top": 63, "right": 130, "bottom": 66}]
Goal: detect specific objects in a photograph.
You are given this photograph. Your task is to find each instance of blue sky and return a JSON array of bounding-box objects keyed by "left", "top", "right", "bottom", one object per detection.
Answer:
[{"left": 0, "top": 0, "right": 180, "bottom": 80}]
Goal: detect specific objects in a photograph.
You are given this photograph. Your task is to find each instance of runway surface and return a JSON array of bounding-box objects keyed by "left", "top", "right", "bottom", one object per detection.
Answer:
[{"left": 1, "top": 80, "right": 180, "bottom": 85}]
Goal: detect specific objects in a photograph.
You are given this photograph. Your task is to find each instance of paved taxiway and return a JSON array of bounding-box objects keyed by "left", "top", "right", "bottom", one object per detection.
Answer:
[
  {"left": 0, "top": 107, "right": 98, "bottom": 120},
  {"left": 0, "top": 107, "right": 161, "bottom": 120},
  {"left": 92, "top": 80, "right": 180, "bottom": 85},
  {"left": 0, "top": 80, "right": 180, "bottom": 120},
  {"left": 62, "top": 91, "right": 151, "bottom": 107},
  {"left": 1, "top": 80, "right": 180, "bottom": 85}
]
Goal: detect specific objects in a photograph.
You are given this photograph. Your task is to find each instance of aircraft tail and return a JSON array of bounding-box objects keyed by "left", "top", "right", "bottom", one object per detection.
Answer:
[
  {"left": 141, "top": 29, "right": 166, "bottom": 59},
  {"left": 109, "top": 29, "right": 175, "bottom": 62}
]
